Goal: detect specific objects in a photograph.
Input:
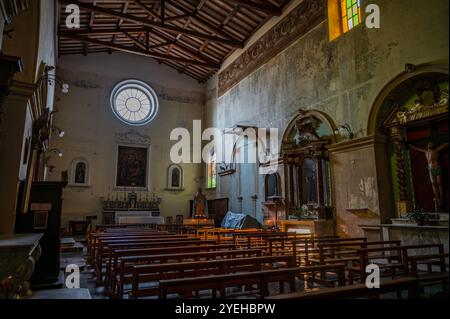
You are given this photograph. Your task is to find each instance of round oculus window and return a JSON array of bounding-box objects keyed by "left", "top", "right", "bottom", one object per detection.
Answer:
[{"left": 110, "top": 79, "right": 159, "bottom": 126}]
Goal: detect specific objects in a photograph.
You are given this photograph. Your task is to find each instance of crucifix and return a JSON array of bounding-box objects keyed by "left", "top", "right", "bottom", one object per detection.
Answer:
[{"left": 409, "top": 141, "right": 449, "bottom": 210}]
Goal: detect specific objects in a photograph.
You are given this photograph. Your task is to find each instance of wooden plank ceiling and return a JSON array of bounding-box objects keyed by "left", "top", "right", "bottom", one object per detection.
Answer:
[{"left": 57, "top": 0, "right": 292, "bottom": 82}]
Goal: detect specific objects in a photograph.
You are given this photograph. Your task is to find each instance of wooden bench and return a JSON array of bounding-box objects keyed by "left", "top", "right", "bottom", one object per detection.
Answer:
[
  {"left": 113, "top": 248, "right": 263, "bottom": 298},
  {"left": 233, "top": 232, "right": 299, "bottom": 251},
  {"left": 309, "top": 240, "right": 402, "bottom": 266},
  {"left": 265, "top": 277, "right": 420, "bottom": 299},
  {"left": 95, "top": 238, "right": 213, "bottom": 282},
  {"left": 129, "top": 255, "right": 296, "bottom": 299},
  {"left": 409, "top": 253, "right": 449, "bottom": 294},
  {"left": 88, "top": 230, "right": 168, "bottom": 258},
  {"left": 350, "top": 244, "right": 445, "bottom": 284},
  {"left": 300, "top": 237, "right": 368, "bottom": 265},
  {"left": 89, "top": 231, "right": 179, "bottom": 260},
  {"left": 105, "top": 243, "right": 238, "bottom": 295},
  {"left": 159, "top": 264, "right": 346, "bottom": 299}
]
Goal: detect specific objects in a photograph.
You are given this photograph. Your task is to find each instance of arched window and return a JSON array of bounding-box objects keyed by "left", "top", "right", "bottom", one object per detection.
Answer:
[
  {"left": 328, "top": 0, "right": 362, "bottom": 41},
  {"left": 167, "top": 164, "right": 183, "bottom": 190},
  {"left": 265, "top": 173, "right": 281, "bottom": 200},
  {"left": 110, "top": 79, "right": 159, "bottom": 126},
  {"left": 207, "top": 148, "right": 217, "bottom": 189}
]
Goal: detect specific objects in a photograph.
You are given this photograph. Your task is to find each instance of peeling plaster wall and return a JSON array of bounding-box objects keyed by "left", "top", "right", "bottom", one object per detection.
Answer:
[
  {"left": 49, "top": 53, "right": 205, "bottom": 228},
  {"left": 206, "top": 0, "right": 449, "bottom": 235}
]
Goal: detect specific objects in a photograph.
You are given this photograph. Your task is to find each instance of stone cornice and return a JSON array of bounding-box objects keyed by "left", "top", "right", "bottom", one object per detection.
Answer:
[{"left": 327, "top": 135, "right": 389, "bottom": 154}]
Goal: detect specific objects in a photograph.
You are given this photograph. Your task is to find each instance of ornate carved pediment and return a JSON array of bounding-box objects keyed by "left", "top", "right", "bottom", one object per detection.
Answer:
[
  {"left": 383, "top": 88, "right": 449, "bottom": 128},
  {"left": 115, "top": 130, "right": 151, "bottom": 145},
  {"left": 293, "top": 116, "right": 322, "bottom": 146}
]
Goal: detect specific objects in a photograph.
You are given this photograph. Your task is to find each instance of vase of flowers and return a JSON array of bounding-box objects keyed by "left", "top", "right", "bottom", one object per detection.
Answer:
[{"left": 406, "top": 207, "right": 428, "bottom": 226}]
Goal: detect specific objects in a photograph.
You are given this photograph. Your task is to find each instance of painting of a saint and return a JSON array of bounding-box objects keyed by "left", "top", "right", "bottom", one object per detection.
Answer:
[
  {"left": 116, "top": 146, "right": 147, "bottom": 187},
  {"left": 171, "top": 167, "right": 180, "bottom": 187},
  {"left": 75, "top": 162, "right": 86, "bottom": 184}
]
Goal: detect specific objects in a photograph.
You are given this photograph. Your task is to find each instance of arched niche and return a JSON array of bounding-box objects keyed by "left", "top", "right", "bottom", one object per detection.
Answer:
[
  {"left": 166, "top": 164, "right": 183, "bottom": 190},
  {"left": 281, "top": 109, "right": 337, "bottom": 219},
  {"left": 264, "top": 173, "right": 281, "bottom": 201},
  {"left": 367, "top": 64, "right": 449, "bottom": 136},
  {"left": 367, "top": 64, "right": 449, "bottom": 215},
  {"left": 69, "top": 157, "right": 90, "bottom": 187}
]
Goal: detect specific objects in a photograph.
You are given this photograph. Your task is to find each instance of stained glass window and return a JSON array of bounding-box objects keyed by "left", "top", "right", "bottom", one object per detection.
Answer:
[
  {"left": 207, "top": 149, "right": 217, "bottom": 189},
  {"left": 340, "top": 0, "right": 362, "bottom": 33}
]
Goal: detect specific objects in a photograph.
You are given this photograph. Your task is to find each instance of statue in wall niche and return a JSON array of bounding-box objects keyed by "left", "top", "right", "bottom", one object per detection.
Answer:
[
  {"left": 409, "top": 142, "right": 449, "bottom": 209},
  {"left": 193, "top": 188, "right": 208, "bottom": 219}
]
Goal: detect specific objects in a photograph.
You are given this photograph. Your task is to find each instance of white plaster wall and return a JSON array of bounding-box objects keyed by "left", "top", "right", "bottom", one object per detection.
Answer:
[{"left": 48, "top": 52, "right": 205, "bottom": 227}]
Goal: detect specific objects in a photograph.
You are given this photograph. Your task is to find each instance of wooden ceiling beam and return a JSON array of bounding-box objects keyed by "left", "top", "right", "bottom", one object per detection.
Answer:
[
  {"left": 134, "top": 0, "right": 160, "bottom": 21},
  {"left": 123, "top": 31, "right": 147, "bottom": 50},
  {"left": 226, "top": 0, "right": 282, "bottom": 16},
  {"left": 58, "top": 0, "right": 244, "bottom": 48},
  {"left": 164, "top": 13, "right": 189, "bottom": 22},
  {"left": 60, "top": 33, "right": 220, "bottom": 69},
  {"left": 166, "top": 0, "right": 241, "bottom": 43},
  {"left": 58, "top": 27, "right": 219, "bottom": 66}
]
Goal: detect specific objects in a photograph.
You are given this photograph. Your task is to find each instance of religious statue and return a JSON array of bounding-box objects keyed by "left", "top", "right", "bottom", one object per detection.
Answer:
[
  {"left": 193, "top": 188, "right": 208, "bottom": 218},
  {"left": 409, "top": 142, "right": 449, "bottom": 209}
]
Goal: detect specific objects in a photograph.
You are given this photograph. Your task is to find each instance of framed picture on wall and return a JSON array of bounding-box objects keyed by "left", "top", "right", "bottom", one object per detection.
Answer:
[{"left": 115, "top": 145, "right": 148, "bottom": 188}]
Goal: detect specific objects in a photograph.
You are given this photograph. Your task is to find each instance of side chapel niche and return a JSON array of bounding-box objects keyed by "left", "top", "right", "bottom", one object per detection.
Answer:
[
  {"left": 281, "top": 110, "right": 336, "bottom": 220},
  {"left": 381, "top": 74, "right": 449, "bottom": 215}
]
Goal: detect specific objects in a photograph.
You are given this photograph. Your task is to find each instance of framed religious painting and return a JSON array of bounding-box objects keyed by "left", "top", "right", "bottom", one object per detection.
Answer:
[{"left": 115, "top": 145, "right": 149, "bottom": 188}]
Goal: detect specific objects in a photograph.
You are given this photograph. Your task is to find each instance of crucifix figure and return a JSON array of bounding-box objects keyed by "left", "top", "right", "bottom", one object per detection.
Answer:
[{"left": 409, "top": 142, "right": 449, "bottom": 208}]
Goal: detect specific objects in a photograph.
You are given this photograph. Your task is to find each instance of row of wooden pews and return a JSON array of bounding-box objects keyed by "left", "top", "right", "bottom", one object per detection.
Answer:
[{"left": 86, "top": 226, "right": 449, "bottom": 299}]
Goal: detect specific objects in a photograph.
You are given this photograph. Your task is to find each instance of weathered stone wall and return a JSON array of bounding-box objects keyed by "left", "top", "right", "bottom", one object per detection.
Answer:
[{"left": 206, "top": 0, "right": 449, "bottom": 235}]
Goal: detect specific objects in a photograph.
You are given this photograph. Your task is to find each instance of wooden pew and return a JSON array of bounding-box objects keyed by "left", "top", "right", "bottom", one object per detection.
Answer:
[
  {"left": 88, "top": 230, "right": 167, "bottom": 258},
  {"left": 351, "top": 244, "right": 445, "bottom": 284},
  {"left": 94, "top": 234, "right": 192, "bottom": 263},
  {"left": 408, "top": 253, "right": 449, "bottom": 293},
  {"left": 265, "top": 277, "right": 420, "bottom": 299},
  {"left": 89, "top": 231, "right": 175, "bottom": 260},
  {"left": 159, "top": 264, "right": 346, "bottom": 299},
  {"left": 233, "top": 232, "right": 299, "bottom": 251},
  {"left": 113, "top": 248, "right": 262, "bottom": 298},
  {"left": 300, "top": 237, "right": 368, "bottom": 266},
  {"left": 129, "top": 255, "right": 296, "bottom": 299},
  {"left": 95, "top": 224, "right": 156, "bottom": 231},
  {"left": 106, "top": 243, "right": 237, "bottom": 296},
  {"left": 95, "top": 238, "right": 210, "bottom": 283},
  {"left": 310, "top": 240, "right": 402, "bottom": 266}
]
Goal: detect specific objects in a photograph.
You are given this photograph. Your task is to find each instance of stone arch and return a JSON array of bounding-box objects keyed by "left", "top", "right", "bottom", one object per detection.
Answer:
[
  {"left": 281, "top": 108, "right": 338, "bottom": 155},
  {"left": 367, "top": 64, "right": 449, "bottom": 136}
]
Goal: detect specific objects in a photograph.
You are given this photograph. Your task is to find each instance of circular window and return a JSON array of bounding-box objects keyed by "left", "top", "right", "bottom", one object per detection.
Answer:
[{"left": 110, "top": 79, "right": 159, "bottom": 126}]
